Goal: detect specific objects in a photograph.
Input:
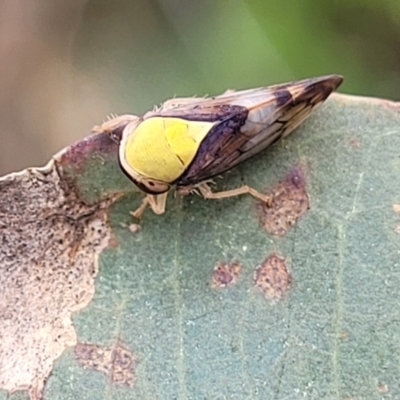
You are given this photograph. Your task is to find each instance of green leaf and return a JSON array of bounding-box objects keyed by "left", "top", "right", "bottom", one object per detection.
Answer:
[{"left": 1, "top": 93, "right": 400, "bottom": 399}]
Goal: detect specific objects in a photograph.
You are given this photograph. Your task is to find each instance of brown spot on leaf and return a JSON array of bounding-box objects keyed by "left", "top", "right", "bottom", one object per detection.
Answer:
[
  {"left": 56, "top": 131, "right": 119, "bottom": 171},
  {"left": 340, "top": 331, "right": 348, "bottom": 340},
  {"left": 392, "top": 204, "right": 400, "bottom": 233},
  {"left": 0, "top": 160, "right": 116, "bottom": 399},
  {"left": 253, "top": 254, "right": 291, "bottom": 300},
  {"left": 378, "top": 383, "right": 389, "bottom": 394},
  {"left": 75, "top": 341, "right": 136, "bottom": 386},
  {"left": 350, "top": 138, "right": 361, "bottom": 148},
  {"left": 211, "top": 261, "right": 242, "bottom": 288},
  {"left": 258, "top": 168, "right": 309, "bottom": 236}
]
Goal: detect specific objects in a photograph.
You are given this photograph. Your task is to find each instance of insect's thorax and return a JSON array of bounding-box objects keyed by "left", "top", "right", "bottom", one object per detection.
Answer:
[{"left": 122, "top": 117, "right": 215, "bottom": 184}]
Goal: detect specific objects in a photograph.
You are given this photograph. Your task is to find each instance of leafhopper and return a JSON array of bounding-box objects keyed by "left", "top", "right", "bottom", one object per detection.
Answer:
[{"left": 95, "top": 75, "right": 342, "bottom": 218}]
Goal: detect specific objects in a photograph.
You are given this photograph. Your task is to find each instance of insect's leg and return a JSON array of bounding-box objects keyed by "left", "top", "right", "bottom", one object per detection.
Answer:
[
  {"left": 130, "top": 196, "right": 150, "bottom": 219},
  {"left": 197, "top": 182, "right": 273, "bottom": 206},
  {"left": 148, "top": 193, "right": 168, "bottom": 215},
  {"left": 176, "top": 185, "right": 200, "bottom": 197},
  {"left": 130, "top": 193, "right": 169, "bottom": 219}
]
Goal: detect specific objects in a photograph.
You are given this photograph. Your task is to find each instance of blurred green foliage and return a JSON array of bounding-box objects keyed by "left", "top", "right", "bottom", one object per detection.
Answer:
[
  {"left": 0, "top": 0, "right": 399, "bottom": 174},
  {"left": 75, "top": 0, "right": 400, "bottom": 113}
]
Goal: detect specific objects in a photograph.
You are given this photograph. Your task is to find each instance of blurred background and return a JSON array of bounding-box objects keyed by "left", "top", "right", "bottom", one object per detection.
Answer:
[{"left": 0, "top": 0, "right": 399, "bottom": 175}]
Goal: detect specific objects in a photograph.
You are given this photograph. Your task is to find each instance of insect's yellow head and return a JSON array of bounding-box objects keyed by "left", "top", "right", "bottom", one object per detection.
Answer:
[{"left": 118, "top": 116, "right": 214, "bottom": 195}]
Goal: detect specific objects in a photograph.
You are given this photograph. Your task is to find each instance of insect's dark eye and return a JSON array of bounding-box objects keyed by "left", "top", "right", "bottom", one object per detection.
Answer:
[{"left": 131, "top": 179, "right": 170, "bottom": 195}]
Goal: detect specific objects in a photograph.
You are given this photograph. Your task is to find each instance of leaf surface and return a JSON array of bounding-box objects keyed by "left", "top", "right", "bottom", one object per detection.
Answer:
[{"left": 1, "top": 94, "right": 400, "bottom": 399}]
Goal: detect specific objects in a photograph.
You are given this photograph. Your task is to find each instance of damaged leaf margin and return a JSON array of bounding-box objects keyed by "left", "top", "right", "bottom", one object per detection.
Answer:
[{"left": 0, "top": 128, "right": 131, "bottom": 399}]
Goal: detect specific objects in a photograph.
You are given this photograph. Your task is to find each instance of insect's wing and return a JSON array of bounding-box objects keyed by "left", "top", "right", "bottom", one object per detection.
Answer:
[{"left": 153, "top": 75, "right": 342, "bottom": 186}]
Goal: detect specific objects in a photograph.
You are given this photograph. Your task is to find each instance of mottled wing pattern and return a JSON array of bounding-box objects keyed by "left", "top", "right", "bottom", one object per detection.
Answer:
[{"left": 150, "top": 75, "right": 343, "bottom": 186}]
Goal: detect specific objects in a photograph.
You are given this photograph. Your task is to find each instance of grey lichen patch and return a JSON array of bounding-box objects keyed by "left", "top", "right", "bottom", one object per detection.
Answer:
[
  {"left": 211, "top": 261, "right": 242, "bottom": 288},
  {"left": 258, "top": 168, "right": 309, "bottom": 236},
  {"left": 253, "top": 254, "right": 291, "bottom": 300},
  {"left": 74, "top": 341, "right": 136, "bottom": 386},
  {"left": 0, "top": 161, "right": 115, "bottom": 399}
]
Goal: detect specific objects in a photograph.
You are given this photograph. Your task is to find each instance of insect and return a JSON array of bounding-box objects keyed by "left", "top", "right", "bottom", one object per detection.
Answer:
[{"left": 95, "top": 75, "right": 343, "bottom": 218}]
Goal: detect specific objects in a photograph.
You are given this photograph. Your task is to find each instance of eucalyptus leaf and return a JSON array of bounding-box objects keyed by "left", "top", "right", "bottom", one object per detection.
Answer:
[{"left": 1, "top": 93, "right": 400, "bottom": 400}]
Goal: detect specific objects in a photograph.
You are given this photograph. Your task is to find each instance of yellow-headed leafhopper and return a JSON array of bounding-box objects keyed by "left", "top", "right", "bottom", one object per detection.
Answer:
[{"left": 95, "top": 75, "right": 342, "bottom": 218}]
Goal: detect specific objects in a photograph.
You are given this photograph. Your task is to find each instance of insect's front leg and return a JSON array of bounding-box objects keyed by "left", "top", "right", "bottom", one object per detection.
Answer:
[
  {"left": 130, "top": 193, "right": 169, "bottom": 219},
  {"left": 196, "top": 182, "right": 273, "bottom": 207}
]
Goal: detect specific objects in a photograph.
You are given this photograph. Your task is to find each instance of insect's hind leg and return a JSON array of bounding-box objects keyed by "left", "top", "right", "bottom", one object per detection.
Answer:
[{"left": 196, "top": 182, "right": 273, "bottom": 206}]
